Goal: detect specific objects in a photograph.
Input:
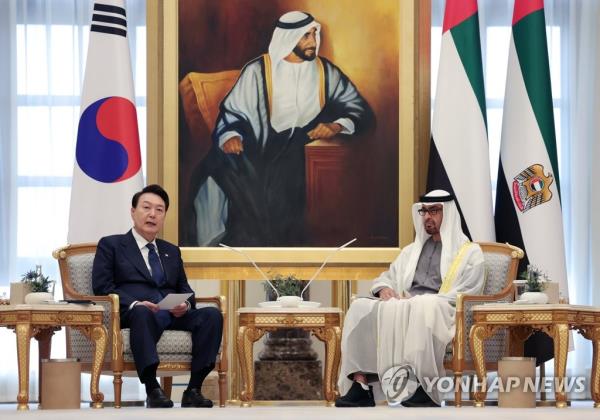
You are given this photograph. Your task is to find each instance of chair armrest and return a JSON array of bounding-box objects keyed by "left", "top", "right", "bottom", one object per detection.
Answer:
[
  {"left": 456, "top": 282, "right": 515, "bottom": 312},
  {"left": 195, "top": 295, "right": 226, "bottom": 313},
  {"left": 451, "top": 284, "right": 515, "bottom": 372},
  {"left": 60, "top": 292, "right": 119, "bottom": 315},
  {"left": 62, "top": 293, "right": 123, "bottom": 365}
]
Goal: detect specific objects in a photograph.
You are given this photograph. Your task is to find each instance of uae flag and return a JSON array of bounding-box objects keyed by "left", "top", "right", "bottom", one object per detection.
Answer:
[
  {"left": 495, "top": 0, "right": 568, "bottom": 362},
  {"left": 427, "top": 0, "right": 495, "bottom": 242},
  {"left": 68, "top": 0, "right": 143, "bottom": 243}
]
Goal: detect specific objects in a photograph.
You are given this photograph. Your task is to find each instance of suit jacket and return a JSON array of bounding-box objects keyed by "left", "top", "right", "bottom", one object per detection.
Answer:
[{"left": 92, "top": 230, "right": 195, "bottom": 315}]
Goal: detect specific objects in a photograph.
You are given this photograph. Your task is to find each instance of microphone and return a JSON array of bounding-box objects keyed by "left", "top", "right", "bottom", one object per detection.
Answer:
[
  {"left": 300, "top": 238, "right": 357, "bottom": 300},
  {"left": 220, "top": 238, "right": 357, "bottom": 305},
  {"left": 218, "top": 243, "right": 280, "bottom": 300}
]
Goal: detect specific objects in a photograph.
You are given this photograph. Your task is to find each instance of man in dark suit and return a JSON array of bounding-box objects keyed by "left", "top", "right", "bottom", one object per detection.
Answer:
[{"left": 92, "top": 184, "right": 223, "bottom": 408}]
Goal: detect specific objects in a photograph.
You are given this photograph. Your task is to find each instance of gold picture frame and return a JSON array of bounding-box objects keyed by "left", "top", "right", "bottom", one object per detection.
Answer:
[
  {"left": 146, "top": 0, "right": 430, "bottom": 278},
  {"left": 146, "top": 0, "right": 430, "bottom": 402}
]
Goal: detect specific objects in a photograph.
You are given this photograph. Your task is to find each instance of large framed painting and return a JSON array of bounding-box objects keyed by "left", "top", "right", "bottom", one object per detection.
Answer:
[{"left": 147, "top": 0, "right": 429, "bottom": 277}]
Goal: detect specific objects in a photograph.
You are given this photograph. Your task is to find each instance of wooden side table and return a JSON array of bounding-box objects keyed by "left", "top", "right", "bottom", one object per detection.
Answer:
[
  {"left": 470, "top": 303, "right": 600, "bottom": 408},
  {"left": 237, "top": 307, "right": 342, "bottom": 406},
  {"left": 0, "top": 304, "right": 107, "bottom": 410}
]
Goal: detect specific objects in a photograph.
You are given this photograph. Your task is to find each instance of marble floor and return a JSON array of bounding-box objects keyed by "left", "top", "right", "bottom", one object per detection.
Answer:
[{"left": 0, "top": 401, "right": 598, "bottom": 420}]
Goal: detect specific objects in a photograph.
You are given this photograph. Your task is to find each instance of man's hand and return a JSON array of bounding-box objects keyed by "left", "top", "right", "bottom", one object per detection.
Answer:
[
  {"left": 136, "top": 301, "right": 160, "bottom": 312},
  {"left": 378, "top": 287, "right": 400, "bottom": 301},
  {"left": 170, "top": 302, "right": 189, "bottom": 318},
  {"left": 222, "top": 136, "right": 244, "bottom": 154},
  {"left": 307, "top": 122, "right": 343, "bottom": 140}
]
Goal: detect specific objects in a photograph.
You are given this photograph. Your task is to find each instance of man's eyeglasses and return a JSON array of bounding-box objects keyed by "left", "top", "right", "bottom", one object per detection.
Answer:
[{"left": 418, "top": 206, "right": 443, "bottom": 216}]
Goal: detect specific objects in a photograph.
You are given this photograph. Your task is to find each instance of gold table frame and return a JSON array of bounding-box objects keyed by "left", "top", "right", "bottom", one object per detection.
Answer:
[
  {"left": 236, "top": 307, "right": 342, "bottom": 407},
  {"left": 0, "top": 304, "right": 108, "bottom": 410},
  {"left": 470, "top": 303, "right": 600, "bottom": 408}
]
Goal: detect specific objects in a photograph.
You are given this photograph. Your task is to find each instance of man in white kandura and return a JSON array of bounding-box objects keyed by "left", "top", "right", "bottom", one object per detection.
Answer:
[{"left": 335, "top": 190, "right": 485, "bottom": 408}]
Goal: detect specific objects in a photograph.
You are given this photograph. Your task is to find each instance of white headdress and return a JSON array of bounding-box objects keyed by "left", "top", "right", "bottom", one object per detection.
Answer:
[
  {"left": 401, "top": 190, "right": 469, "bottom": 288},
  {"left": 268, "top": 11, "right": 321, "bottom": 66}
]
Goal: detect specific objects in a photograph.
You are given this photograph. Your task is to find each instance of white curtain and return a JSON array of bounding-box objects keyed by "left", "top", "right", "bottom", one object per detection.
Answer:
[
  {"left": 0, "top": 0, "right": 146, "bottom": 402},
  {"left": 562, "top": 0, "right": 600, "bottom": 378},
  {"left": 432, "top": 0, "right": 600, "bottom": 382}
]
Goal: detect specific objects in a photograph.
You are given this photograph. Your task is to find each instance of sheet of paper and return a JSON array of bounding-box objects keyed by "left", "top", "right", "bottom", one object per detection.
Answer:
[{"left": 157, "top": 293, "right": 193, "bottom": 310}]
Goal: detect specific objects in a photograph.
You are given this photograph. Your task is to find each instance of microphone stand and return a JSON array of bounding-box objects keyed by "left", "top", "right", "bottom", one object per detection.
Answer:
[
  {"left": 218, "top": 243, "right": 280, "bottom": 300},
  {"left": 300, "top": 238, "right": 357, "bottom": 301}
]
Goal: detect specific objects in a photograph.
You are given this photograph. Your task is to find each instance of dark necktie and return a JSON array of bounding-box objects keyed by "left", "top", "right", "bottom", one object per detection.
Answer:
[{"left": 146, "top": 243, "right": 165, "bottom": 287}]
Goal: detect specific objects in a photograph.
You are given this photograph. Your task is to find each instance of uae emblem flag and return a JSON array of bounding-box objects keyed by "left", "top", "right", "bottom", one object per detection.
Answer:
[
  {"left": 68, "top": 0, "right": 143, "bottom": 243},
  {"left": 495, "top": 0, "right": 568, "bottom": 295},
  {"left": 427, "top": 0, "right": 495, "bottom": 242}
]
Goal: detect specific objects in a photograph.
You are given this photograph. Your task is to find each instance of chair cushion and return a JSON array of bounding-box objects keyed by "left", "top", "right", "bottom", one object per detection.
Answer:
[{"left": 121, "top": 329, "right": 193, "bottom": 355}]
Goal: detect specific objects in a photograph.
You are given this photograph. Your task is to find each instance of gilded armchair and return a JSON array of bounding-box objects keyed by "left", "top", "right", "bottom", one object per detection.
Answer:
[
  {"left": 444, "top": 241, "right": 524, "bottom": 406},
  {"left": 53, "top": 243, "right": 228, "bottom": 408}
]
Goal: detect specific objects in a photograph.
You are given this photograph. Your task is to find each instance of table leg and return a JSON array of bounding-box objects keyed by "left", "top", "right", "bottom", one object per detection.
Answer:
[
  {"left": 590, "top": 327, "right": 600, "bottom": 408},
  {"left": 237, "top": 326, "right": 265, "bottom": 407},
  {"left": 15, "top": 323, "right": 31, "bottom": 411},
  {"left": 35, "top": 328, "right": 54, "bottom": 408},
  {"left": 578, "top": 325, "right": 600, "bottom": 408},
  {"left": 470, "top": 324, "right": 498, "bottom": 407},
  {"left": 313, "top": 326, "right": 342, "bottom": 406},
  {"left": 89, "top": 325, "right": 108, "bottom": 408},
  {"left": 549, "top": 323, "right": 569, "bottom": 408}
]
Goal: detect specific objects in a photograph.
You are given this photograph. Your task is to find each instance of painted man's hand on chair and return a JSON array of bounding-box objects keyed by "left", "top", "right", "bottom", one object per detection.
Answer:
[
  {"left": 222, "top": 136, "right": 244, "bottom": 154},
  {"left": 307, "top": 122, "right": 342, "bottom": 140}
]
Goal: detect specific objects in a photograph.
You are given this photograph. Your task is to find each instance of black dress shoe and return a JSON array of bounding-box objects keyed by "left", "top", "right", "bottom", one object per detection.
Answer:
[
  {"left": 335, "top": 381, "right": 376, "bottom": 407},
  {"left": 146, "top": 387, "right": 174, "bottom": 408},
  {"left": 181, "top": 388, "right": 214, "bottom": 408},
  {"left": 401, "top": 386, "right": 440, "bottom": 408}
]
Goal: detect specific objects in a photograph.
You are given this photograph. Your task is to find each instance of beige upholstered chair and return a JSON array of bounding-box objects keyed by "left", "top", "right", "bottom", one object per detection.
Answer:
[
  {"left": 444, "top": 241, "right": 524, "bottom": 406},
  {"left": 53, "top": 243, "right": 228, "bottom": 408}
]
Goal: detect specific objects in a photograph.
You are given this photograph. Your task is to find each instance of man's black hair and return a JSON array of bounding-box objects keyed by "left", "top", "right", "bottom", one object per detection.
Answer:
[{"left": 131, "top": 184, "right": 170, "bottom": 210}]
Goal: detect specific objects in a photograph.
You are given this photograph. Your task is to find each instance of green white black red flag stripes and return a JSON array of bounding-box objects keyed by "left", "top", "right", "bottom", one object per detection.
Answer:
[
  {"left": 495, "top": 0, "right": 568, "bottom": 300},
  {"left": 428, "top": 0, "right": 494, "bottom": 242}
]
